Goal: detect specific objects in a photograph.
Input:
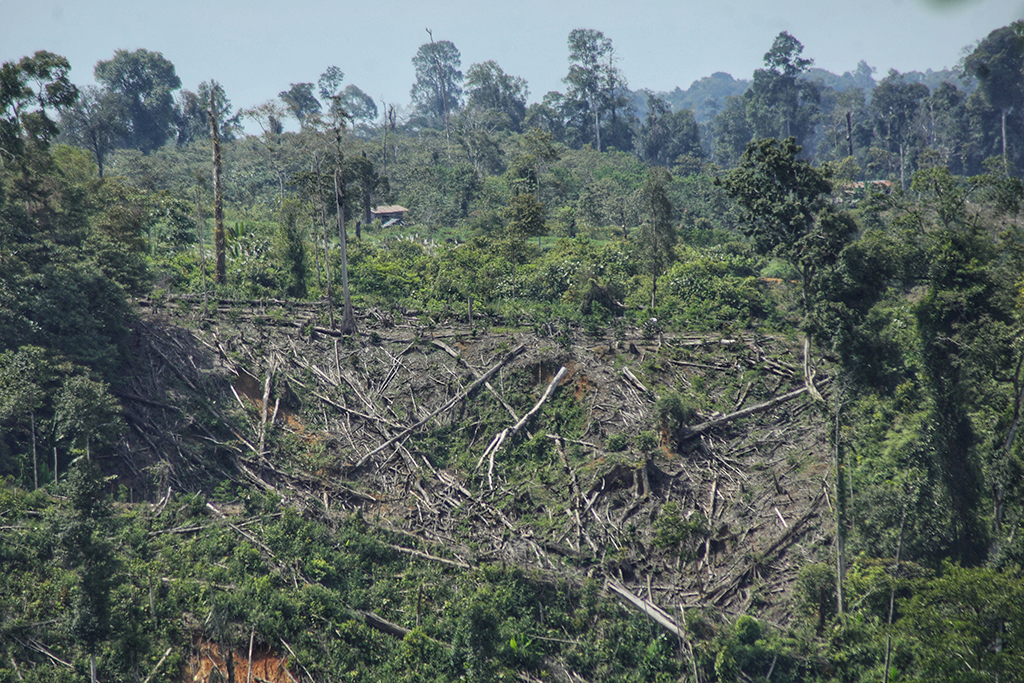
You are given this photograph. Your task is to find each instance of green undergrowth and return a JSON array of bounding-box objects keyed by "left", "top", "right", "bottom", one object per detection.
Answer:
[
  {"left": 8, "top": 469, "right": 1020, "bottom": 683},
  {"left": 0, "top": 476, "right": 755, "bottom": 683}
]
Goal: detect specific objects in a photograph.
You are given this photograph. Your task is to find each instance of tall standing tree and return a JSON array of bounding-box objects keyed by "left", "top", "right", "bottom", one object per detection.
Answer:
[
  {"left": 743, "top": 32, "right": 820, "bottom": 148},
  {"left": 465, "top": 60, "right": 530, "bottom": 131},
  {"left": 963, "top": 24, "right": 1024, "bottom": 173},
  {"left": 410, "top": 37, "right": 464, "bottom": 125},
  {"left": 172, "top": 88, "right": 206, "bottom": 146},
  {"left": 210, "top": 85, "right": 226, "bottom": 285},
  {"left": 501, "top": 193, "right": 546, "bottom": 263},
  {"left": 94, "top": 49, "right": 180, "bottom": 152},
  {"left": 870, "top": 70, "right": 929, "bottom": 188},
  {"left": 174, "top": 80, "right": 239, "bottom": 146},
  {"left": 57, "top": 460, "right": 118, "bottom": 683},
  {"left": 564, "top": 28, "right": 632, "bottom": 152},
  {"left": 711, "top": 95, "right": 755, "bottom": 167},
  {"left": 273, "top": 200, "right": 307, "bottom": 298},
  {"left": 338, "top": 85, "right": 378, "bottom": 125},
  {"left": 334, "top": 167, "right": 357, "bottom": 335},
  {"left": 920, "top": 81, "right": 969, "bottom": 174},
  {"left": 637, "top": 167, "right": 675, "bottom": 309},
  {"left": 318, "top": 66, "right": 345, "bottom": 105},
  {"left": 317, "top": 67, "right": 378, "bottom": 127},
  {"left": 812, "top": 86, "right": 873, "bottom": 168},
  {"left": 346, "top": 151, "right": 388, "bottom": 231},
  {"left": 0, "top": 346, "right": 48, "bottom": 488},
  {"left": 58, "top": 85, "right": 126, "bottom": 177},
  {"left": 523, "top": 92, "right": 568, "bottom": 142},
  {"left": 720, "top": 137, "right": 854, "bottom": 317},
  {"left": 1, "top": 51, "right": 78, "bottom": 159},
  {"left": 721, "top": 137, "right": 857, "bottom": 606},
  {"left": 635, "top": 94, "right": 702, "bottom": 166},
  {"left": 241, "top": 100, "right": 290, "bottom": 198},
  {"left": 279, "top": 82, "right": 322, "bottom": 128}
]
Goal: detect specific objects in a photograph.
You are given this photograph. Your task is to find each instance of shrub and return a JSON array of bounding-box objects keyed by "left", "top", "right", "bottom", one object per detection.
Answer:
[
  {"left": 635, "top": 431, "right": 658, "bottom": 452},
  {"left": 606, "top": 432, "right": 629, "bottom": 452},
  {"left": 655, "top": 392, "right": 698, "bottom": 434}
]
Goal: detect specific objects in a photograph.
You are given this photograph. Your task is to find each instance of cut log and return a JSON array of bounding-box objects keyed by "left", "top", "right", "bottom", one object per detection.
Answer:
[
  {"left": 383, "top": 542, "right": 471, "bottom": 569},
  {"left": 605, "top": 580, "right": 684, "bottom": 639},
  {"left": 362, "top": 611, "right": 411, "bottom": 639},
  {"left": 433, "top": 340, "right": 523, "bottom": 424},
  {"left": 622, "top": 367, "right": 653, "bottom": 397},
  {"left": 680, "top": 382, "right": 826, "bottom": 440}
]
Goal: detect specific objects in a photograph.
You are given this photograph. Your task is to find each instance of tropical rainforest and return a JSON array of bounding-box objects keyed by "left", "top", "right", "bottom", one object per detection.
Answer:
[{"left": 2, "top": 22, "right": 1024, "bottom": 683}]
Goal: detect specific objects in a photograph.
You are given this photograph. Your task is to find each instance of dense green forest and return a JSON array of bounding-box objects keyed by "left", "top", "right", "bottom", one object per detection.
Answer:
[{"left": 3, "top": 22, "right": 1024, "bottom": 683}]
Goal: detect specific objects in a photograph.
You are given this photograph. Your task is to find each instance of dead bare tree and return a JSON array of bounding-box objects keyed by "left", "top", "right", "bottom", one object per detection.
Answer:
[
  {"left": 193, "top": 181, "right": 209, "bottom": 309},
  {"left": 209, "top": 88, "right": 226, "bottom": 285},
  {"left": 334, "top": 168, "right": 358, "bottom": 335},
  {"left": 315, "top": 154, "right": 336, "bottom": 329}
]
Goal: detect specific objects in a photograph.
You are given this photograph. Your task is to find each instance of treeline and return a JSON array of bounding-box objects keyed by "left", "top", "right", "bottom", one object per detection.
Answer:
[{"left": 51, "top": 24, "right": 1024, "bottom": 184}]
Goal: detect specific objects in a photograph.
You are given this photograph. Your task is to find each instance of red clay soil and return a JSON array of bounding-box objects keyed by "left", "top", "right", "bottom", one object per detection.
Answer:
[{"left": 187, "top": 641, "right": 295, "bottom": 683}]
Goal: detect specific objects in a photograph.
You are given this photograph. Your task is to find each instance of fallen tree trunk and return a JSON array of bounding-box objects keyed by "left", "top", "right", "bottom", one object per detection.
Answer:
[
  {"left": 605, "top": 580, "right": 684, "bottom": 639},
  {"left": 432, "top": 340, "right": 522, "bottom": 423},
  {"left": 361, "top": 611, "right": 411, "bottom": 639},
  {"left": 680, "top": 381, "right": 826, "bottom": 440}
]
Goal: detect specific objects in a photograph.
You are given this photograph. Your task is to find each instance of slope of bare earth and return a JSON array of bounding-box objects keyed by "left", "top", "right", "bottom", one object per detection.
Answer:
[{"left": 111, "top": 297, "right": 835, "bottom": 627}]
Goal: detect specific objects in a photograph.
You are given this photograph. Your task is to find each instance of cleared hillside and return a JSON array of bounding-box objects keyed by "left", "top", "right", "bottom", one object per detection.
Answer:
[{"left": 114, "top": 297, "right": 834, "bottom": 627}]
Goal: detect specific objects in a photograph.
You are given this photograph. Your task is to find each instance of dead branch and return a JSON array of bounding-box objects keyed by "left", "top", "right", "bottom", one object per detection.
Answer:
[
  {"left": 258, "top": 370, "right": 272, "bottom": 458},
  {"left": 383, "top": 542, "right": 471, "bottom": 568},
  {"left": 481, "top": 366, "right": 568, "bottom": 488},
  {"left": 803, "top": 336, "right": 824, "bottom": 402},
  {"left": 279, "top": 640, "right": 314, "bottom": 683},
  {"left": 544, "top": 434, "right": 600, "bottom": 449},
  {"left": 433, "top": 340, "right": 522, "bottom": 423},
  {"left": 705, "top": 490, "right": 825, "bottom": 603},
  {"left": 12, "top": 636, "right": 73, "bottom": 669},
  {"left": 622, "top": 367, "right": 654, "bottom": 398},
  {"left": 142, "top": 647, "right": 174, "bottom": 683},
  {"left": 311, "top": 390, "right": 403, "bottom": 429},
  {"left": 358, "top": 343, "right": 526, "bottom": 465}
]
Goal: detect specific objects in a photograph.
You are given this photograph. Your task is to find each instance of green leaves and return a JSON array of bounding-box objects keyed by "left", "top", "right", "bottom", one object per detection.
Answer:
[
  {"left": 563, "top": 29, "right": 633, "bottom": 152},
  {"left": 0, "top": 51, "right": 77, "bottom": 157},
  {"left": 720, "top": 137, "right": 854, "bottom": 322},
  {"left": 94, "top": 49, "right": 181, "bottom": 152},
  {"left": 899, "top": 564, "right": 1024, "bottom": 682},
  {"left": 410, "top": 39, "right": 464, "bottom": 124},
  {"left": 0, "top": 346, "right": 123, "bottom": 484},
  {"left": 635, "top": 95, "right": 703, "bottom": 167},
  {"left": 721, "top": 137, "right": 832, "bottom": 257},
  {"left": 465, "top": 61, "right": 529, "bottom": 132},
  {"left": 272, "top": 199, "right": 308, "bottom": 299},
  {"left": 53, "top": 374, "right": 123, "bottom": 451},
  {"left": 652, "top": 502, "right": 706, "bottom": 557}
]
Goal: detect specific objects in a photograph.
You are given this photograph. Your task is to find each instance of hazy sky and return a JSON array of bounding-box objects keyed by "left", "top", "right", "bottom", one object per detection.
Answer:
[{"left": 3, "top": 0, "right": 1022, "bottom": 126}]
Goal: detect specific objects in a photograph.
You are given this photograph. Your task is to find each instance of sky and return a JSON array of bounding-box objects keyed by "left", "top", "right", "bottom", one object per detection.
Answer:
[{"left": 3, "top": 0, "right": 1023, "bottom": 130}]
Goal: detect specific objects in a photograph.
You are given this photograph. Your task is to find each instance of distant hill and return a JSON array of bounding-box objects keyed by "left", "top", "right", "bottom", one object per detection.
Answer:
[
  {"left": 898, "top": 67, "right": 974, "bottom": 93},
  {"left": 803, "top": 60, "right": 878, "bottom": 92},
  {"left": 660, "top": 72, "right": 750, "bottom": 123},
  {"left": 648, "top": 63, "right": 973, "bottom": 125}
]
